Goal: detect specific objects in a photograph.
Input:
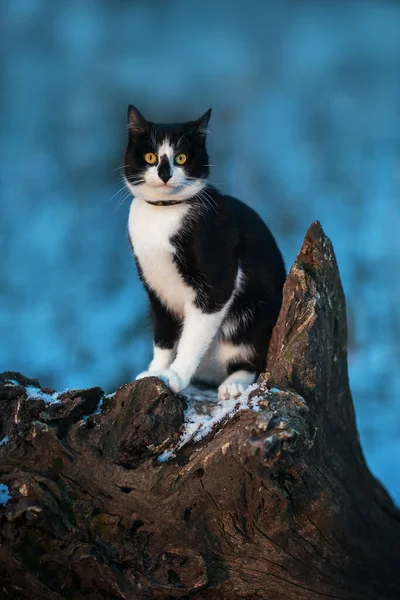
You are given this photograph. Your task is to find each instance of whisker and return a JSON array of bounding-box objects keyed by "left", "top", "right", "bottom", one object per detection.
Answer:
[
  {"left": 113, "top": 190, "right": 132, "bottom": 213},
  {"left": 112, "top": 165, "right": 129, "bottom": 172},
  {"left": 105, "top": 173, "right": 143, "bottom": 207},
  {"left": 106, "top": 184, "right": 130, "bottom": 205},
  {"left": 202, "top": 187, "right": 219, "bottom": 209},
  {"left": 194, "top": 188, "right": 218, "bottom": 216},
  {"left": 177, "top": 133, "right": 189, "bottom": 148},
  {"left": 150, "top": 124, "right": 159, "bottom": 148}
]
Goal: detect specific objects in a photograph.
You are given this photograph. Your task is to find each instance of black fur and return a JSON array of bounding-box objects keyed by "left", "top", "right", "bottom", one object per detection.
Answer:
[{"left": 172, "top": 189, "right": 286, "bottom": 373}]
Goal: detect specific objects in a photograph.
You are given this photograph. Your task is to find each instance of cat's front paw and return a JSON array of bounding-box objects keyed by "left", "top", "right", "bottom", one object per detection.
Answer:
[
  {"left": 156, "top": 368, "right": 188, "bottom": 394},
  {"left": 135, "top": 370, "right": 160, "bottom": 381}
]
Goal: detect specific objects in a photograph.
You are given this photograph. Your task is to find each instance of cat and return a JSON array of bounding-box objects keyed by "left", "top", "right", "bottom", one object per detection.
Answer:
[{"left": 124, "top": 105, "right": 286, "bottom": 400}]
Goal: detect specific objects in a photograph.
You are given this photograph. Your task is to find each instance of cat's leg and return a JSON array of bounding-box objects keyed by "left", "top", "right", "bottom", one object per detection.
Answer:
[
  {"left": 156, "top": 301, "right": 229, "bottom": 394},
  {"left": 218, "top": 368, "right": 257, "bottom": 400},
  {"left": 135, "top": 346, "right": 175, "bottom": 380},
  {"left": 217, "top": 341, "right": 258, "bottom": 400},
  {"left": 135, "top": 292, "right": 180, "bottom": 380}
]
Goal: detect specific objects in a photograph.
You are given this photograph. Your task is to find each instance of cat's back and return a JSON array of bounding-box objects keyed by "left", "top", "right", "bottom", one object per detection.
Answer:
[
  {"left": 216, "top": 192, "right": 286, "bottom": 290},
  {"left": 222, "top": 194, "right": 271, "bottom": 237}
]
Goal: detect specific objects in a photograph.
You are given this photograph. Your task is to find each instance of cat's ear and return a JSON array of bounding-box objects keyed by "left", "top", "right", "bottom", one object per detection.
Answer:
[
  {"left": 192, "top": 108, "right": 212, "bottom": 137},
  {"left": 127, "top": 105, "right": 148, "bottom": 135}
]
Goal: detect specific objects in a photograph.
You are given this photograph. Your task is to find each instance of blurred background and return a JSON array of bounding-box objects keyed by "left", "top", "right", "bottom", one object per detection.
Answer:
[{"left": 1, "top": 0, "right": 399, "bottom": 502}]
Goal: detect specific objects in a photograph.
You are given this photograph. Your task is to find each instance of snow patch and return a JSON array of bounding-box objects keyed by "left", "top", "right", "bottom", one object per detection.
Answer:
[
  {"left": 179, "top": 383, "right": 261, "bottom": 447},
  {"left": 92, "top": 396, "right": 104, "bottom": 414},
  {"left": 6, "top": 379, "right": 110, "bottom": 423},
  {"left": 82, "top": 395, "right": 104, "bottom": 422},
  {"left": 157, "top": 383, "right": 262, "bottom": 462},
  {"left": 157, "top": 450, "right": 175, "bottom": 463},
  {"left": 6, "top": 379, "right": 65, "bottom": 404},
  {"left": 81, "top": 390, "right": 118, "bottom": 423},
  {"left": 25, "top": 385, "right": 63, "bottom": 404},
  {"left": 6, "top": 380, "right": 108, "bottom": 420},
  {"left": 0, "top": 483, "right": 11, "bottom": 505}
]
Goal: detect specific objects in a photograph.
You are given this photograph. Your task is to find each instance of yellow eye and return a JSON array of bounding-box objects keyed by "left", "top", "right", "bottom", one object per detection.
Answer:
[
  {"left": 144, "top": 152, "right": 157, "bottom": 165},
  {"left": 175, "top": 153, "right": 187, "bottom": 165}
]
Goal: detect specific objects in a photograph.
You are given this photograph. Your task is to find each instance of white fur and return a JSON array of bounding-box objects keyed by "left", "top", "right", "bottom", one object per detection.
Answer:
[
  {"left": 125, "top": 138, "right": 205, "bottom": 203},
  {"left": 158, "top": 139, "right": 174, "bottom": 162},
  {"left": 154, "top": 269, "right": 244, "bottom": 394},
  {"left": 135, "top": 346, "right": 175, "bottom": 381},
  {"left": 193, "top": 337, "right": 228, "bottom": 384},
  {"left": 194, "top": 339, "right": 256, "bottom": 386},
  {"left": 218, "top": 342, "right": 254, "bottom": 364},
  {"left": 149, "top": 346, "right": 175, "bottom": 371},
  {"left": 218, "top": 370, "right": 257, "bottom": 400},
  {"left": 222, "top": 308, "right": 255, "bottom": 338},
  {"left": 128, "top": 198, "right": 192, "bottom": 315},
  {"left": 157, "top": 303, "right": 230, "bottom": 392}
]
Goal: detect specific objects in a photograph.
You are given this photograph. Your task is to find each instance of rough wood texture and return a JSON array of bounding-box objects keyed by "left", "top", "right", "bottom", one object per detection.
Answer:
[{"left": 1, "top": 221, "right": 399, "bottom": 600}]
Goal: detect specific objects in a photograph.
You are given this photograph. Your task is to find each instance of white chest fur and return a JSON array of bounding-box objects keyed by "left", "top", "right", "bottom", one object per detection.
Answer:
[{"left": 128, "top": 198, "right": 193, "bottom": 315}]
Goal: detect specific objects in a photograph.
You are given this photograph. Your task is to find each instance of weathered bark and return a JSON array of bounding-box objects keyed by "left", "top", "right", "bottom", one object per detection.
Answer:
[{"left": 1, "top": 221, "right": 399, "bottom": 600}]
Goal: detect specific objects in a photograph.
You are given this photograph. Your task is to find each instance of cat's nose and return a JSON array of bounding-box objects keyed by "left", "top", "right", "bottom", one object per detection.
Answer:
[
  {"left": 158, "top": 154, "right": 172, "bottom": 183},
  {"left": 159, "top": 170, "right": 172, "bottom": 183}
]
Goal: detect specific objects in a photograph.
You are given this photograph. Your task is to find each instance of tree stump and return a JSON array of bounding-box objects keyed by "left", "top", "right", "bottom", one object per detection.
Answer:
[{"left": 1, "top": 221, "right": 399, "bottom": 600}]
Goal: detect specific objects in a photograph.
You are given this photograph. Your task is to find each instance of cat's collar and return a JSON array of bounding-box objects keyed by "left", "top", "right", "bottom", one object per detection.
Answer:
[{"left": 144, "top": 199, "right": 187, "bottom": 207}]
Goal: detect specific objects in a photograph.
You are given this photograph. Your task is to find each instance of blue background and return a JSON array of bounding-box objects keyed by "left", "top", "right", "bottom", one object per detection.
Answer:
[{"left": 1, "top": 0, "right": 399, "bottom": 503}]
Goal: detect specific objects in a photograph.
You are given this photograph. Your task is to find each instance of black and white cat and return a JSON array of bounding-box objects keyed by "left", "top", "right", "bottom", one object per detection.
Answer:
[{"left": 124, "top": 105, "right": 286, "bottom": 400}]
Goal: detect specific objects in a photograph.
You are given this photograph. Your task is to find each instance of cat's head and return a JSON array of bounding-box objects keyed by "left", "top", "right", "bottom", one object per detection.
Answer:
[{"left": 124, "top": 105, "right": 211, "bottom": 204}]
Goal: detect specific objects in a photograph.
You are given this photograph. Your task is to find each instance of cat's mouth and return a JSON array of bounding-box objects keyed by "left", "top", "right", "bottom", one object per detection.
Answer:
[{"left": 154, "top": 183, "right": 180, "bottom": 194}]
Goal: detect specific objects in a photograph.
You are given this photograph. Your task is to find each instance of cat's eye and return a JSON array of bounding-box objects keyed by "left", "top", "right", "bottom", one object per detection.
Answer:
[
  {"left": 144, "top": 152, "right": 158, "bottom": 165},
  {"left": 175, "top": 153, "right": 187, "bottom": 165}
]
